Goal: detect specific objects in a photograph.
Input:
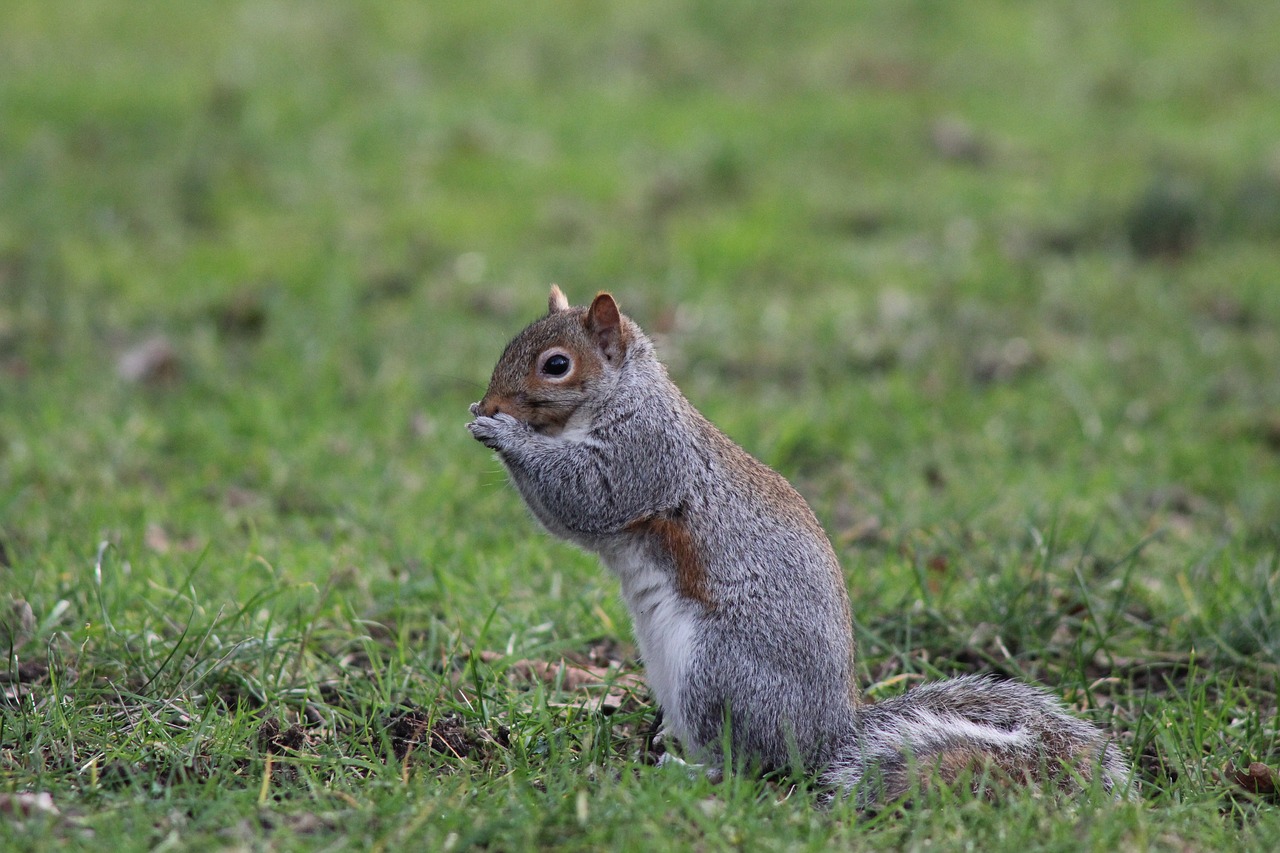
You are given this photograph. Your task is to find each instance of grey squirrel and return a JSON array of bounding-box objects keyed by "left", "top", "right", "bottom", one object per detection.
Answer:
[{"left": 467, "top": 286, "right": 1132, "bottom": 804}]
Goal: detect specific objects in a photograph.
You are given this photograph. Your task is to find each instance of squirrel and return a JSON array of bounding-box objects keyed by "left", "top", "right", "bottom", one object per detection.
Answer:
[{"left": 467, "top": 285, "right": 1133, "bottom": 804}]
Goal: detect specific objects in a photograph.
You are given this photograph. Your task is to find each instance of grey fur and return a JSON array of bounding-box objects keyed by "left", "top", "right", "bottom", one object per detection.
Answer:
[{"left": 468, "top": 290, "right": 1134, "bottom": 804}]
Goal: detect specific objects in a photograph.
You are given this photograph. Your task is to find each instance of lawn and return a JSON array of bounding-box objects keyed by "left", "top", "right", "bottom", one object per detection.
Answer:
[{"left": 3, "top": 0, "right": 1280, "bottom": 849}]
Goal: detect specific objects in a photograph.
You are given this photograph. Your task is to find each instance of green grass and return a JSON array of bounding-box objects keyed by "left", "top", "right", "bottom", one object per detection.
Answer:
[{"left": 3, "top": 0, "right": 1280, "bottom": 848}]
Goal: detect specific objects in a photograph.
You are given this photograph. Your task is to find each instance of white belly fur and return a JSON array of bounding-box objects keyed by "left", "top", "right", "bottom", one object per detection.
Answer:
[{"left": 604, "top": 542, "right": 698, "bottom": 746}]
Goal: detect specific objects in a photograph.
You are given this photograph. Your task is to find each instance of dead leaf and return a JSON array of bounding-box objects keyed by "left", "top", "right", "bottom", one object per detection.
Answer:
[
  {"left": 483, "top": 653, "right": 643, "bottom": 691},
  {"left": 117, "top": 335, "right": 179, "bottom": 384},
  {"left": 0, "top": 792, "right": 59, "bottom": 819},
  {"left": 145, "top": 523, "right": 172, "bottom": 554},
  {"left": 929, "top": 116, "right": 990, "bottom": 165},
  {"left": 838, "top": 515, "right": 883, "bottom": 546},
  {"left": 1230, "top": 761, "right": 1278, "bottom": 798},
  {"left": 2, "top": 598, "right": 36, "bottom": 650}
]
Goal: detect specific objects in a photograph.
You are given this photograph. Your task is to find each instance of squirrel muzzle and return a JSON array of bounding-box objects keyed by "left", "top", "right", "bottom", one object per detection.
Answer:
[{"left": 473, "top": 396, "right": 507, "bottom": 418}]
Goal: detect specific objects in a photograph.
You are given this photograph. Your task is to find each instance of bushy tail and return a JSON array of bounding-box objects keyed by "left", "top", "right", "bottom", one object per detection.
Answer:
[{"left": 823, "top": 675, "right": 1133, "bottom": 805}]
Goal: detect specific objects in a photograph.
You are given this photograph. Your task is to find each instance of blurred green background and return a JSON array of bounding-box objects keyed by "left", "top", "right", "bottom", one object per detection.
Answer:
[{"left": 3, "top": 0, "right": 1280, "bottom": 848}]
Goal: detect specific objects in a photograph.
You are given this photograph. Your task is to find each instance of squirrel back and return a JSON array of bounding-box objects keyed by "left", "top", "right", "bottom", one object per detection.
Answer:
[{"left": 468, "top": 287, "right": 1133, "bottom": 803}]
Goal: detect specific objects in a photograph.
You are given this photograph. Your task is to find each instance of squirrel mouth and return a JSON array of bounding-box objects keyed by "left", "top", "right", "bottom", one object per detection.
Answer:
[{"left": 526, "top": 399, "right": 581, "bottom": 435}]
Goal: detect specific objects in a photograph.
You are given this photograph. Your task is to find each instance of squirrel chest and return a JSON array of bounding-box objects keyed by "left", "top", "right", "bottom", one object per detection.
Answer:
[{"left": 600, "top": 537, "right": 702, "bottom": 746}]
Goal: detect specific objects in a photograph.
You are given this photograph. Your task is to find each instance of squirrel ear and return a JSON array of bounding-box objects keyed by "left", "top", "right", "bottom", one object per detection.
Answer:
[
  {"left": 586, "top": 292, "right": 627, "bottom": 362},
  {"left": 547, "top": 284, "right": 570, "bottom": 314}
]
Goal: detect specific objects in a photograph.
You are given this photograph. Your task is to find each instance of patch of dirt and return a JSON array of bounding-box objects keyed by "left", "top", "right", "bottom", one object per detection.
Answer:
[
  {"left": 1125, "top": 177, "right": 1202, "bottom": 260},
  {"left": 212, "top": 676, "right": 265, "bottom": 712},
  {"left": 1195, "top": 293, "right": 1257, "bottom": 330},
  {"left": 99, "top": 752, "right": 219, "bottom": 789},
  {"left": 1256, "top": 415, "right": 1280, "bottom": 453},
  {"left": 248, "top": 714, "right": 325, "bottom": 787},
  {"left": 1088, "top": 653, "right": 1194, "bottom": 695},
  {"left": 379, "top": 707, "right": 503, "bottom": 762},
  {"left": 256, "top": 809, "right": 340, "bottom": 837},
  {"left": 2, "top": 660, "right": 51, "bottom": 702},
  {"left": 211, "top": 289, "right": 268, "bottom": 340},
  {"left": 1136, "top": 738, "right": 1173, "bottom": 789},
  {"left": 257, "top": 718, "right": 308, "bottom": 755},
  {"left": 0, "top": 660, "right": 47, "bottom": 684}
]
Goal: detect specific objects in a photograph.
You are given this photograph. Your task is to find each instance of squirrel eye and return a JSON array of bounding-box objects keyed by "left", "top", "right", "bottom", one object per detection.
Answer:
[{"left": 541, "top": 353, "right": 571, "bottom": 377}]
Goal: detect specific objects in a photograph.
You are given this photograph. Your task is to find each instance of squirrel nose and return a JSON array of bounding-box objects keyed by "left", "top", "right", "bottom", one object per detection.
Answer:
[{"left": 475, "top": 398, "right": 502, "bottom": 418}]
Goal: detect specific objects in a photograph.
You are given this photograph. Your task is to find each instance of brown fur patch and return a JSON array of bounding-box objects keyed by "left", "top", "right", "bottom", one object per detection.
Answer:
[
  {"left": 627, "top": 512, "right": 714, "bottom": 608},
  {"left": 922, "top": 741, "right": 1100, "bottom": 799},
  {"left": 934, "top": 747, "right": 996, "bottom": 784},
  {"left": 932, "top": 747, "right": 1034, "bottom": 790},
  {"left": 475, "top": 395, "right": 512, "bottom": 418}
]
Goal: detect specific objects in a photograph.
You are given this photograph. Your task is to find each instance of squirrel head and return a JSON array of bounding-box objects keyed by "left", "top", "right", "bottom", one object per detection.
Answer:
[{"left": 474, "top": 285, "right": 635, "bottom": 434}]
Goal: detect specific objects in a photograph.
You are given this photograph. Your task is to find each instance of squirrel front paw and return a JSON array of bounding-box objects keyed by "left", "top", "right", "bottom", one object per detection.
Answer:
[{"left": 467, "top": 412, "right": 527, "bottom": 451}]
